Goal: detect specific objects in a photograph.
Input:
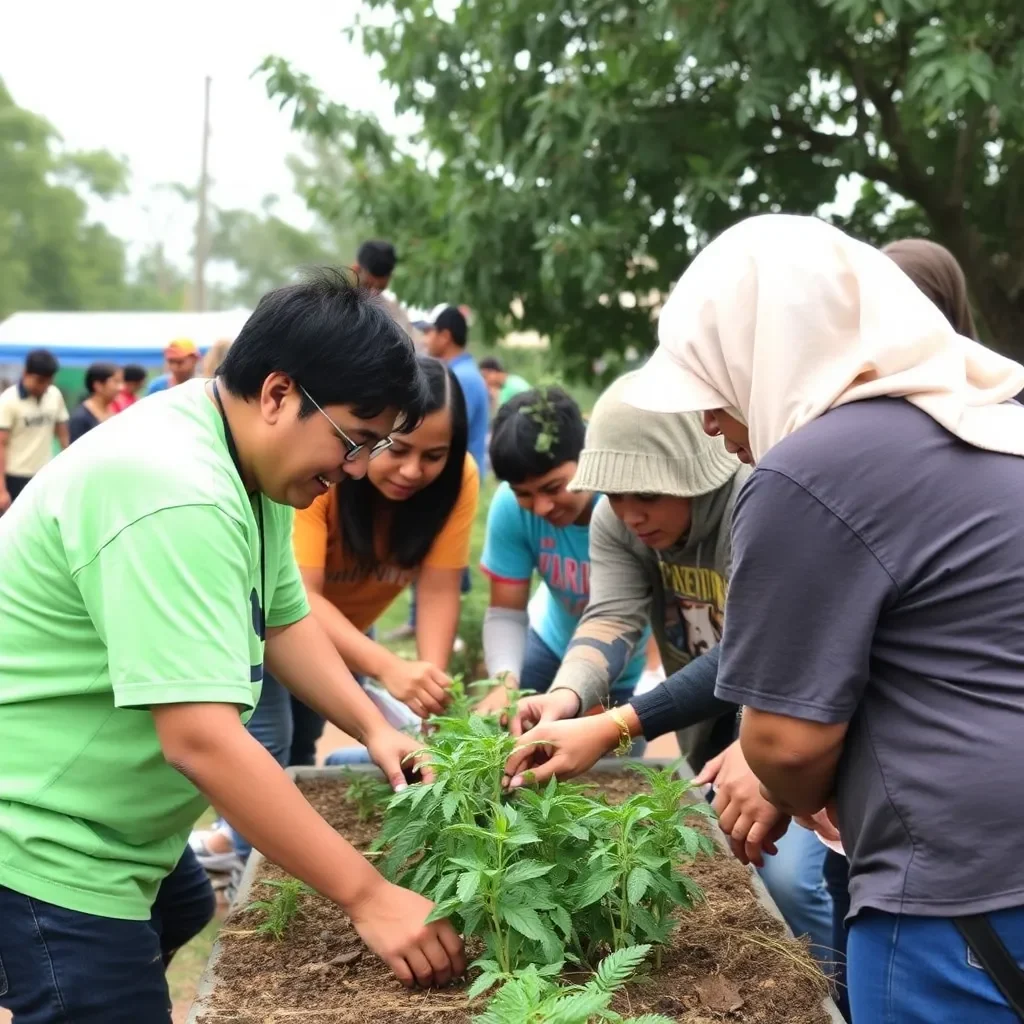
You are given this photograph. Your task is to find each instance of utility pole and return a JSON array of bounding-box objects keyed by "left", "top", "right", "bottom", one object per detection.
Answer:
[{"left": 193, "top": 76, "right": 212, "bottom": 312}]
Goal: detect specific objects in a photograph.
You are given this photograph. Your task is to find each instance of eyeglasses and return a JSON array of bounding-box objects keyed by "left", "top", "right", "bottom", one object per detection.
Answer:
[{"left": 299, "top": 386, "right": 393, "bottom": 462}]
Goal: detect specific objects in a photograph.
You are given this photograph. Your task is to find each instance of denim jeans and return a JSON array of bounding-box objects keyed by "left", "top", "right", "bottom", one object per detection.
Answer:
[
  {"left": 520, "top": 627, "right": 648, "bottom": 758},
  {"left": 756, "top": 825, "right": 834, "bottom": 974},
  {"left": 848, "top": 906, "right": 1024, "bottom": 1023},
  {"left": 0, "top": 846, "right": 214, "bottom": 1023}
]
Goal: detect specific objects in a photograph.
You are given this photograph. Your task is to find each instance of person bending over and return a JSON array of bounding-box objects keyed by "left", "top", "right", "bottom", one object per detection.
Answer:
[
  {"left": 476, "top": 386, "right": 650, "bottom": 725},
  {"left": 0, "top": 270, "right": 465, "bottom": 1024},
  {"left": 503, "top": 373, "right": 834, "bottom": 967}
]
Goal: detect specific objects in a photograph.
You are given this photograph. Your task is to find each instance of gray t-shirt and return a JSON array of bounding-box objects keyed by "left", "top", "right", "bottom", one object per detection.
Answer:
[{"left": 716, "top": 397, "right": 1024, "bottom": 921}]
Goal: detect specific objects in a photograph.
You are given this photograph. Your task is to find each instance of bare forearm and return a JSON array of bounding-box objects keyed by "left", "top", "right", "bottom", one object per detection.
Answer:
[
  {"left": 166, "top": 715, "right": 380, "bottom": 908},
  {"left": 415, "top": 585, "right": 460, "bottom": 669},
  {"left": 741, "top": 737, "right": 840, "bottom": 815},
  {"left": 266, "top": 615, "right": 390, "bottom": 744},
  {"left": 307, "top": 591, "right": 397, "bottom": 680},
  {"left": 56, "top": 424, "right": 69, "bottom": 450},
  {"left": 0, "top": 437, "right": 7, "bottom": 479}
]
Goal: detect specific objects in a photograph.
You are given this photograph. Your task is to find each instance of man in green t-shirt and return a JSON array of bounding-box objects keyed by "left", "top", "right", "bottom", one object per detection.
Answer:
[
  {"left": 479, "top": 355, "right": 531, "bottom": 408},
  {"left": 0, "top": 270, "right": 465, "bottom": 1022}
]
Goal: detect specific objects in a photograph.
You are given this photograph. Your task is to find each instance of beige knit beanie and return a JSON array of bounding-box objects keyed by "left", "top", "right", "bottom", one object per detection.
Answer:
[{"left": 570, "top": 371, "right": 740, "bottom": 497}]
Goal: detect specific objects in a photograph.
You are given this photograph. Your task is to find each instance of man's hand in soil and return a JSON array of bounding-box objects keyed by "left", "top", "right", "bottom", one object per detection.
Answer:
[
  {"left": 349, "top": 880, "right": 466, "bottom": 988},
  {"left": 365, "top": 725, "right": 433, "bottom": 789},
  {"left": 508, "top": 687, "right": 582, "bottom": 737},
  {"left": 695, "top": 739, "right": 790, "bottom": 868},
  {"left": 503, "top": 705, "right": 640, "bottom": 789},
  {"left": 380, "top": 658, "right": 452, "bottom": 718}
]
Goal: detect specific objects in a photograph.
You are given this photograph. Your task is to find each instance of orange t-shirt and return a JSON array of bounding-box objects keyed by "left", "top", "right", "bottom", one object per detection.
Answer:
[{"left": 293, "top": 456, "right": 479, "bottom": 632}]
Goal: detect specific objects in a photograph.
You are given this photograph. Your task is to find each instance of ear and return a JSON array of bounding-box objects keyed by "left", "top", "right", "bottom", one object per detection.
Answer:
[{"left": 260, "top": 372, "right": 298, "bottom": 425}]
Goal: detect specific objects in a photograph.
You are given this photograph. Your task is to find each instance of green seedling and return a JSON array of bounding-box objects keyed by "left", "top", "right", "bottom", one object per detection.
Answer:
[
  {"left": 473, "top": 943, "right": 675, "bottom": 1024},
  {"left": 247, "top": 878, "right": 314, "bottom": 940},
  {"left": 339, "top": 767, "right": 394, "bottom": 821}
]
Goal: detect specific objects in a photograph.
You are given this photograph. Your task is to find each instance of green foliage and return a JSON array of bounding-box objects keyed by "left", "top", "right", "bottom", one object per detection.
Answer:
[
  {"left": 339, "top": 767, "right": 394, "bottom": 821},
  {"left": 520, "top": 385, "right": 564, "bottom": 454},
  {"left": 474, "top": 944, "right": 675, "bottom": 1024},
  {"left": 263, "top": 1, "right": 1024, "bottom": 360},
  {"left": 246, "top": 878, "right": 314, "bottom": 940},
  {"left": 369, "top": 710, "right": 711, "bottom": 982}
]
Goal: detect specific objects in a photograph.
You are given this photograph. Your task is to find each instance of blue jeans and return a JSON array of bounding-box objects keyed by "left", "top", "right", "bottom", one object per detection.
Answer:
[
  {"left": 848, "top": 906, "right": 1024, "bottom": 1022},
  {"left": 756, "top": 825, "right": 834, "bottom": 974},
  {"left": 521, "top": 627, "right": 647, "bottom": 758},
  {"left": 0, "top": 847, "right": 214, "bottom": 1023}
]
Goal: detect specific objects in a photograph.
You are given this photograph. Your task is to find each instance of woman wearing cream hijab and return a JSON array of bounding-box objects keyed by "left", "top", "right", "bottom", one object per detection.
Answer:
[{"left": 625, "top": 214, "right": 1024, "bottom": 1023}]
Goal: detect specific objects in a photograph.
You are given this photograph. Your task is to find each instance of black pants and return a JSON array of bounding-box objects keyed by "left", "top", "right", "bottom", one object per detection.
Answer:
[{"left": 4, "top": 473, "right": 32, "bottom": 504}]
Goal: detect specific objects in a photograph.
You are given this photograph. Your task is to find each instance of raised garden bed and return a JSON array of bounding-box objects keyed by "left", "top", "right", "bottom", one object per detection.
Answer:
[{"left": 188, "top": 760, "right": 842, "bottom": 1024}]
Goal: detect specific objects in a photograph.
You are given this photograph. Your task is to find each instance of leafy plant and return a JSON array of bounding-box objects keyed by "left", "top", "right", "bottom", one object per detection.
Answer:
[
  {"left": 520, "top": 385, "right": 563, "bottom": 454},
  {"left": 473, "top": 944, "right": 675, "bottom": 1024},
  {"left": 369, "top": 705, "right": 713, "bottom": 982},
  {"left": 339, "top": 767, "right": 393, "bottom": 821},
  {"left": 247, "top": 878, "right": 314, "bottom": 940}
]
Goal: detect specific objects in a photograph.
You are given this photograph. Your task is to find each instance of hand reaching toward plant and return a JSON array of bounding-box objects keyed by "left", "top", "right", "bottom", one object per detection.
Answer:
[
  {"left": 472, "top": 675, "right": 518, "bottom": 718},
  {"left": 348, "top": 879, "right": 466, "bottom": 988},
  {"left": 694, "top": 739, "right": 790, "bottom": 868},
  {"left": 380, "top": 658, "right": 452, "bottom": 718},
  {"left": 503, "top": 712, "right": 623, "bottom": 788},
  {"left": 507, "top": 688, "right": 582, "bottom": 737},
  {"left": 365, "top": 725, "right": 432, "bottom": 789}
]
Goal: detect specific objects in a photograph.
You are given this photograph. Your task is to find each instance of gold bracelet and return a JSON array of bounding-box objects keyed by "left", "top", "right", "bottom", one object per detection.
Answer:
[{"left": 607, "top": 708, "right": 633, "bottom": 757}]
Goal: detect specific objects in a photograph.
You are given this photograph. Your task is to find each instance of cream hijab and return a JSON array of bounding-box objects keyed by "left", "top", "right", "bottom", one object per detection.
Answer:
[{"left": 627, "top": 215, "right": 1024, "bottom": 463}]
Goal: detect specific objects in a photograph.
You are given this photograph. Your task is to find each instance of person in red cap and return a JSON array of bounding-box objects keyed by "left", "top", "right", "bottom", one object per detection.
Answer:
[{"left": 147, "top": 339, "right": 201, "bottom": 396}]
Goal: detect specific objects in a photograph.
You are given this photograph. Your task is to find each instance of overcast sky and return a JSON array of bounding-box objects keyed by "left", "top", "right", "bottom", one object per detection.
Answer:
[{"left": 1, "top": 0, "right": 399, "bottom": 268}]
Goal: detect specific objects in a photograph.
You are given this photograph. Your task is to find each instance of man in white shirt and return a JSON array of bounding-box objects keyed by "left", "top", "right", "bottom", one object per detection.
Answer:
[{"left": 0, "top": 348, "right": 69, "bottom": 511}]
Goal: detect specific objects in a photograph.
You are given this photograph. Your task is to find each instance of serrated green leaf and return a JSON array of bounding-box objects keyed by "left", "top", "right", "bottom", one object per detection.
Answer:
[
  {"left": 551, "top": 903, "right": 573, "bottom": 938},
  {"left": 503, "top": 860, "right": 555, "bottom": 886},
  {"left": 500, "top": 904, "right": 548, "bottom": 942},
  {"left": 424, "top": 897, "right": 463, "bottom": 923},
  {"left": 574, "top": 869, "right": 619, "bottom": 908},
  {"left": 457, "top": 870, "right": 482, "bottom": 903},
  {"left": 627, "top": 866, "right": 654, "bottom": 904},
  {"left": 442, "top": 791, "right": 459, "bottom": 821},
  {"left": 467, "top": 970, "right": 502, "bottom": 1000}
]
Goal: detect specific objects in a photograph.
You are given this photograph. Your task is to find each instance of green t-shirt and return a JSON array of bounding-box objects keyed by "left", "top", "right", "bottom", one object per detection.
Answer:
[
  {"left": 499, "top": 374, "right": 531, "bottom": 406},
  {"left": 0, "top": 379, "right": 309, "bottom": 919}
]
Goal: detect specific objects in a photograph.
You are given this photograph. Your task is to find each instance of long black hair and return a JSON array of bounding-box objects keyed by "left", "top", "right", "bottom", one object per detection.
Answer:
[{"left": 338, "top": 355, "right": 469, "bottom": 570}]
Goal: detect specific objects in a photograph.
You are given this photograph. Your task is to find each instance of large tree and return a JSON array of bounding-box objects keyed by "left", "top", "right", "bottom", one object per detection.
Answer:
[
  {"left": 262, "top": 0, "right": 1024, "bottom": 368},
  {"left": 0, "top": 78, "right": 140, "bottom": 319}
]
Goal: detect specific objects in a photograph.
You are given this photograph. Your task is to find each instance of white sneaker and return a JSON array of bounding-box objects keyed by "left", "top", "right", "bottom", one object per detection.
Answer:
[{"left": 189, "top": 828, "right": 244, "bottom": 874}]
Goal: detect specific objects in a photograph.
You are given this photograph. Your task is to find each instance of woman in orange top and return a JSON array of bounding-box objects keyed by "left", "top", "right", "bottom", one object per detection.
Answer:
[
  {"left": 191, "top": 355, "right": 479, "bottom": 873},
  {"left": 293, "top": 354, "right": 479, "bottom": 720}
]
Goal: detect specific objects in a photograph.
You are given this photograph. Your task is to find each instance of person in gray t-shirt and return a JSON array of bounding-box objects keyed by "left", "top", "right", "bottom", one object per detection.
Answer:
[{"left": 621, "top": 213, "right": 1024, "bottom": 1022}]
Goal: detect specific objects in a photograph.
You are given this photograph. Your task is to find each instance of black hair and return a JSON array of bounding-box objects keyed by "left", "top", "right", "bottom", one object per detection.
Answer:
[
  {"left": 24, "top": 349, "right": 58, "bottom": 378},
  {"left": 489, "top": 387, "right": 586, "bottom": 484},
  {"left": 433, "top": 306, "right": 467, "bottom": 348},
  {"left": 478, "top": 356, "right": 504, "bottom": 373},
  {"left": 84, "top": 362, "right": 118, "bottom": 395},
  {"left": 338, "top": 354, "right": 469, "bottom": 570},
  {"left": 356, "top": 240, "right": 398, "bottom": 279},
  {"left": 218, "top": 266, "right": 427, "bottom": 430},
  {"left": 123, "top": 364, "right": 147, "bottom": 383}
]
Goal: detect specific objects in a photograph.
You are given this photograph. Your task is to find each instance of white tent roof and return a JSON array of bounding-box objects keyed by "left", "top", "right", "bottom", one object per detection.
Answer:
[{"left": 0, "top": 310, "right": 252, "bottom": 367}]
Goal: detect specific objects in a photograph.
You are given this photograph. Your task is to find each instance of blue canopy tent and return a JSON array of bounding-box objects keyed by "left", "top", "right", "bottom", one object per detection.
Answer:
[{"left": 0, "top": 309, "right": 252, "bottom": 370}]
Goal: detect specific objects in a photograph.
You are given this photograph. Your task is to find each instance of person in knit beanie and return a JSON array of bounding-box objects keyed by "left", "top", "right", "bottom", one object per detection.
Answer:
[{"left": 502, "top": 370, "right": 836, "bottom": 971}]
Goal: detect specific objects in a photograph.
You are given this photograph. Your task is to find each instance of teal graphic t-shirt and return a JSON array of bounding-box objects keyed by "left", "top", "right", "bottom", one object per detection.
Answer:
[{"left": 480, "top": 482, "right": 648, "bottom": 689}]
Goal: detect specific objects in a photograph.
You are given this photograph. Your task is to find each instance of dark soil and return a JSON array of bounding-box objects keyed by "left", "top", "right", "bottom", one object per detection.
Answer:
[{"left": 196, "top": 772, "right": 833, "bottom": 1024}]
